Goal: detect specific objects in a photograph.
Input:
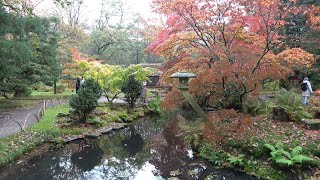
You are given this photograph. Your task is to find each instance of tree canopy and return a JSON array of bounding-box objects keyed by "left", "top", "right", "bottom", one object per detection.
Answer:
[
  {"left": 0, "top": 2, "right": 60, "bottom": 98},
  {"left": 147, "top": 0, "right": 319, "bottom": 111}
]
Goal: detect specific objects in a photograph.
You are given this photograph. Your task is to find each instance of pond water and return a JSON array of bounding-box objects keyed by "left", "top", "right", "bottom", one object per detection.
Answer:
[{"left": 0, "top": 117, "right": 258, "bottom": 180}]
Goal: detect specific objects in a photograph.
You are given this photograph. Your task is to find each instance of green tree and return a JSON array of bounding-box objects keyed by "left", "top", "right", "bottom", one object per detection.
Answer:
[
  {"left": 0, "top": 4, "right": 60, "bottom": 98},
  {"left": 121, "top": 75, "right": 142, "bottom": 107},
  {"left": 69, "top": 78, "right": 101, "bottom": 121}
]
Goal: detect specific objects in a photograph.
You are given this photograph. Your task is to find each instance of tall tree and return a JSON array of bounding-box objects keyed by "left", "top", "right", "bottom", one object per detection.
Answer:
[
  {"left": 148, "top": 0, "right": 316, "bottom": 111},
  {"left": 0, "top": 3, "right": 60, "bottom": 98},
  {"left": 53, "top": 0, "right": 84, "bottom": 28}
]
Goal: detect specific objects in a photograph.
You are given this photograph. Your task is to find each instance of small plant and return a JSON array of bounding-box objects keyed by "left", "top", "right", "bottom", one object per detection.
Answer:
[
  {"left": 147, "top": 95, "right": 164, "bottom": 116},
  {"left": 227, "top": 154, "right": 245, "bottom": 167},
  {"left": 69, "top": 78, "right": 101, "bottom": 121},
  {"left": 121, "top": 75, "right": 142, "bottom": 107},
  {"left": 87, "top": 117, "right": 101, "bottom": 125},
  {"left": 199, "top": 143, "right": 227, "bottom": 166},
  {"left": 262, "top": 80, "right": 280, "bottom": 93},
  {"left": 264, "top": 141, "right": 315, "bottom": 166},
  {"left": 243, "top": 98, "right": 273, "bottom": 116}
]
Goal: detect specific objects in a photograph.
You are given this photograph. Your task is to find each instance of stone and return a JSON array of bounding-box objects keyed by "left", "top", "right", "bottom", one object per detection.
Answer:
[
  {"left": 272, "top": 107, "right": 290, "bottom": 121},
  {"left": 187, "top": 162, "right": 207, "bottom": 178},
  {"left": 170, "top": 170, "right": 181, "bottom": 176},
  {"left": 84, "top": 132, "right": 101, "bottom": 139},
  {"left": 56, "top": 112, "right": 69, "bottom": 118},
  {"left": 63, "top": 135, "right": 84, "bottom": 143},
  {"left": 301, "top": 119, "right": 320, "bottom": 130},
  {"left": 98, "top": 127, "right": 113, "bottom": 134},
  {"left": 69, "top": 108, "right": 77, "bottom": 114}
]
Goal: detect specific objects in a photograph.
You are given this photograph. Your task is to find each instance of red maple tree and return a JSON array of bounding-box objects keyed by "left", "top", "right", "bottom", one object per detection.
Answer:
[{"left": 148, "top": 0, "right": 316, "bottom": 111}]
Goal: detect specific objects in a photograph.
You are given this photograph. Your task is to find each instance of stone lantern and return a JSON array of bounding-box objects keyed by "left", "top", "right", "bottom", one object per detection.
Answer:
[
  {"left": 170, "top": 71, "right": 197, "bottom": 90},
  {"left": 171, "top": 71, "right": 207, "bottom": 120}
]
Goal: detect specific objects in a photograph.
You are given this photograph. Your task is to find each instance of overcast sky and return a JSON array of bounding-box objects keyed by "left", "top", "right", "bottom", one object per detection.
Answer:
[{"left": 35, "top": 0, "right": 155, "bottom": 26}]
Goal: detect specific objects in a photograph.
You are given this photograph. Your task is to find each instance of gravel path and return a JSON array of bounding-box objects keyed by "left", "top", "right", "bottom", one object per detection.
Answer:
[{"left": 0, "top": 99, "right": 65, "bottom": 138}]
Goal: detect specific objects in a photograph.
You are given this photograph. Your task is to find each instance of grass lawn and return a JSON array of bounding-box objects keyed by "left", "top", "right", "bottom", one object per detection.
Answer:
[{"left": 0, "top": 91, "right": 73, "bottom": 110}]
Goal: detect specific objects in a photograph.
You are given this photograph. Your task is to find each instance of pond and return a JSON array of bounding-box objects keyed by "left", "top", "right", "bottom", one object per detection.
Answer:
[{"left": 0, "top": 116, "right": 258, "bottom": 180}]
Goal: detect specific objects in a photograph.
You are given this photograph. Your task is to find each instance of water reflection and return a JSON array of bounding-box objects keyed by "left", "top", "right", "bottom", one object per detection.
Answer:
[
  {"left": 148, "top": 118, "right": 191, "bottom": 178},
  {"left": 70, "top": 140, "right": 103, "bottom": 172},
  {"left": 0, "top": 116, "right": 258, "bottom": 180},
  {"left": 122, "top": 126, "right": 144, "bottom": 157}
]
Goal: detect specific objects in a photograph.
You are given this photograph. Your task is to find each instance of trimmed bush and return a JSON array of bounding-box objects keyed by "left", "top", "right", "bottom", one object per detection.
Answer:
[
  {"left": 69, "top": 78, "right": 101, "bottom": 121},
  {"left": 121, "top": 75, "right": 142, "bottom": 107}
]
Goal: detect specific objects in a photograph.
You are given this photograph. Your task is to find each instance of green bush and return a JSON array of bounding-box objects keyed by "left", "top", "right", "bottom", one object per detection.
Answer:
[
  {"left": 32, "top": 82, "right": 52, "bottom": 92},
  {"left": 13, "top": 85, "right": 32, "bottom": 97},
  {"left": 56, "top": 82, "right": 67, "bottom": 93},
  {"left": 199, "top": 143, "right": 227, "bottom": 166},
  {"left": 121, "top": 75, "right": 142, "bottom": 107},
  {"left": 69, "top": 78, "right": 101, "bottom": 121},
  {"left": 273, "top": 89, "right": 312, "bottom": 121},
  {"left": 147, "top": 95, "right": 164, "bottom": 116},
  {"left": 243, "top": 98, "right": 273, "bottom": 116},
  {"left": 262, "top": 80, "right": 280, "bottom": 93}
]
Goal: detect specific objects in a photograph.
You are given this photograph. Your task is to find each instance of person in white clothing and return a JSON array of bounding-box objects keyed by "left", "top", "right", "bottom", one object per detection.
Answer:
[
  {"left": 80, "top": 76, "right": 85, "bottom": 87},
  {"left": 301, "top": 77, "right": 313, "bottom": 105}
]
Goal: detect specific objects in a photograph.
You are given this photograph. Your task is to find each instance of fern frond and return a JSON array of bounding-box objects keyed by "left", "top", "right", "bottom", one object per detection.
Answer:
[
  {"left": 291, "top": 155, "right": 314, "bottom": 164},
  {"left": 281, "top": 150, "right": 292, "bottom": 159},
  {"left": 291, "top": 146, "right": 302, "bottom": 157},
  {"left": 264, "top": 143, "right": 276, "bottom": 151},
  {"left": 275, "top": 158, "right": 293, "bottom": 166},
  {"left": 275, "top": 141, "right": 283, "bottom": 149}
]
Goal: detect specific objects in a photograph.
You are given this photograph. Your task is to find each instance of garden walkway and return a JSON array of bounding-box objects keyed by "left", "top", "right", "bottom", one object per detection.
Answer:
[
  {"left": 0, "top": 99, "right": 65, "bottom": 138},
  {"left": 0, "top": 97, "right": 127, "bottom": 138}
]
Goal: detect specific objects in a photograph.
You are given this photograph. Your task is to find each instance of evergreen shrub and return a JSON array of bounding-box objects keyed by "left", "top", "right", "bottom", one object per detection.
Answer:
[
  {"left": 69, "top": 78, "right": 101, "bottom": 121},
  {"left": 121, "top": 75, "right": 142, "bottom": 107}
]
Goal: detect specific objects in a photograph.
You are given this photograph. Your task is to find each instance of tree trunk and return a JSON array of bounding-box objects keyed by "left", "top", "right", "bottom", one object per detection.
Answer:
[{"left": 54, "top": 79, "right": 57, "bottom": 94}]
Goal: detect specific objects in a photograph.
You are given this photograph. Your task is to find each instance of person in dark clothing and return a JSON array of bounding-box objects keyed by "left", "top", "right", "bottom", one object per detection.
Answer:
[{"left": 76, "top": 77, "right": 81, "bottom": 93}]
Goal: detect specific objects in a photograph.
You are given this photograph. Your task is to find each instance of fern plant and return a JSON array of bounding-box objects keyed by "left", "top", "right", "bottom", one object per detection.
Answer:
[
  {"left": 264, "top": 141, "right": 315, "bottom": 166},
  {"left": 199, "top": 143, "right": 226, "bottom": 166},
  {"left": 227, "top": 154, "right": 245, "bottom": 167},
  {"left": 274, "top": 89, "right": 312, "bottom": 121}
]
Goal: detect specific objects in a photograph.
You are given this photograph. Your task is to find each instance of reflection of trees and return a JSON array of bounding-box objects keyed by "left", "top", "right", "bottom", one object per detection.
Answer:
[
  {"left": 148, "top": 118, "right": 190, "bottom": 178},
  {"left": 0, "top": 141, "right": 102, "bottom": 179},
  {"left": 70, "top": 139, "right": 104, "bottom": 172},
  {"left": 97, "top": 125, "right": 152, "bottom": 179},
  {"left": 1, "top": 118, "right": 166, "bottom": 179},
  {"left": 122, "top": 126, "right": 144, "bottom": 157}
]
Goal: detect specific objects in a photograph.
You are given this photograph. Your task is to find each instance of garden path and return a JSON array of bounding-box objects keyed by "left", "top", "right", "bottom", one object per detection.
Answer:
[
  {"left": 0, "top": 97, "right": 127, "bottom": 138},
  {"left": 0, "top": 99, "right": 64, "bottom": 138}
]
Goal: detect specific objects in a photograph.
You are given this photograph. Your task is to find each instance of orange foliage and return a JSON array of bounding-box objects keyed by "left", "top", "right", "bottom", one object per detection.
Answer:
[
  {"left": 148, "top": 0, "right": 317, "bottom": 110},
  {"left": 161, "top": 88, "right": 185, "bottom": 111},
  {"left": 276, "top": 48, "right": 315, "bottom": 73},
  {"left": 308, "top": 5, "right": 320, "bottom": 31},
  {"left": 203, "top": 109, "right": 254, "bottom": 148},
  {"left": 63, "top": 48, "right": 101, "bottom": 77}
]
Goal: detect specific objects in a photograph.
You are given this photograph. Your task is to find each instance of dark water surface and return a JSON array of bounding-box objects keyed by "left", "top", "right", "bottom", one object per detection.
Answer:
[{"left": 0, "top": 117, "right": 258, "bottom": 180}]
